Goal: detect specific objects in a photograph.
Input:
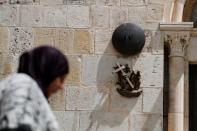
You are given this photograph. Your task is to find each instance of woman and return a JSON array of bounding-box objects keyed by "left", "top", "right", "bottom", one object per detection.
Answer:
[{"left": 0, "top": 46, "right": 69, "bottom": 131}]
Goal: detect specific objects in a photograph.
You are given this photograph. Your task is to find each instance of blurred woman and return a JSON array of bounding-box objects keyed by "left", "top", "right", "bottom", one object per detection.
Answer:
[{"left": 0, "top": 46, "right": 69, "bottom": 131}]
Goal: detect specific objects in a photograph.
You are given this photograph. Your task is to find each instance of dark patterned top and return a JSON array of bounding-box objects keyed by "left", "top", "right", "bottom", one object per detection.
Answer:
[{"left": 0, "top": 74, "right": 59, "bottom": 131}]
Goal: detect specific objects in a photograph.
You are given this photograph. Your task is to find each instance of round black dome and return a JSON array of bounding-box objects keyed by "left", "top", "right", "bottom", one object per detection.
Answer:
[{"left": 112, "top": 23, "right": 145, "bottom": 55}]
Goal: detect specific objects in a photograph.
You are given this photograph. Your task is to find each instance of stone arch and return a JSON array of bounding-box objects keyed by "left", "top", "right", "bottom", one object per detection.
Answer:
[
  {"left": 163, "top": 0, "right": 187, "bottom": 22},
  {"left": 183, "top": 0, "right": 196, "bottom": 22}
]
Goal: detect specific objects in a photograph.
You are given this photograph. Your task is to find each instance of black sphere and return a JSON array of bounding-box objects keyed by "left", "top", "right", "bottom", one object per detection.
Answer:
[{"left": 112, "top": 23, "right": 145, "bottom": 55}]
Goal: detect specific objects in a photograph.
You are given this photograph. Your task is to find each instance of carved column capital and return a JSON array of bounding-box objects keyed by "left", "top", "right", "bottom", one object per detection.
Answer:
[{"left": 164, "top": 31, "right": 190, "bottom": 58}]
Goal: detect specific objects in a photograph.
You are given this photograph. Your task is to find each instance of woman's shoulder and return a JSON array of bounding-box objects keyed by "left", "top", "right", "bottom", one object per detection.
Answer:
[
  {"left": 6, "top": 73, "right": 35, "bottom": 84},
  {"left": 0, "top": 73, "right": 39, "bottom": 94}
]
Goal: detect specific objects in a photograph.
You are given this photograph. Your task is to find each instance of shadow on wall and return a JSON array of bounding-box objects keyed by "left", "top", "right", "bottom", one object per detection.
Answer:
[{"left": 83, "top": 30, "right": 163, "bottom": 131}]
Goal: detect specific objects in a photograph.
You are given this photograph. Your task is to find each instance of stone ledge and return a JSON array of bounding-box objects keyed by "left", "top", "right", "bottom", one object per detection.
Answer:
[{"left": 159, "top": 22, "right": 193, "bottom": 31}]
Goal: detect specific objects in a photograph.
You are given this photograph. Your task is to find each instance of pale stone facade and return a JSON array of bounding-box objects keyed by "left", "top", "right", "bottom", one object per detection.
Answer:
[{"left": 0, "top": 0, "right": 165, "bottom": 131}]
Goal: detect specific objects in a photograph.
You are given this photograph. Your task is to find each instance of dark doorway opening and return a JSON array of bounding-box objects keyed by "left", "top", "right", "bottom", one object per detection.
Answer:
[{"left": 189, "top": 64, "right": 197, "bottom": 131}]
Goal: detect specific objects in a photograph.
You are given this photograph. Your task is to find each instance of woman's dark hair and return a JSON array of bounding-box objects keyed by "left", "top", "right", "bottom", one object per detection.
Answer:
[{"left": 18, "top": 46, "right": 69, "bottom": 97}]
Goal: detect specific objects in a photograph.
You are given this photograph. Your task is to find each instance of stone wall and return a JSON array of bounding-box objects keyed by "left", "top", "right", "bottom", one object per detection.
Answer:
[{"left": 0, "top": 0, "right": 164, "bottom": 131}]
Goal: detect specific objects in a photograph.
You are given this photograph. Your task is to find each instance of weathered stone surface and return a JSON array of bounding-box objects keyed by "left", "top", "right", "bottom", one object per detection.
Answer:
[
  {"left": 121, "top": 0, "right": 147, "bottom": 5},
  {"left": 96, "top": 0, "right": 120, "bottom": 5},
  {"left": 9, "top": 0, "right": 39, "bottom": 4},
  {"left": 110, "top": 85, "right": 142, "bottom": 113},
  {"left": 128, "top": 6, "right": 147, "bottom": 28},
  {"left": 20, "top": 5, "right": 42, "bottom": 27},
  {"left": 187, "top": 37, "right": 197, "bottom": 62},
  {"left": 133, "top": 53, "right": 163, "bottom": 87},
  {"left": 33, "top": 28, "right": 54, "bottom": 46},
  {"left": 40, "top": 0, "right": 63, "bottom": 5},
  {"left": 84, "top": 0, "right": 96, "bottom": 5},
  {"left": 91, "top": 6, "right": 109, "bottom": 28},
  {"left": 95, "top": 30, "right": 117, "bottom": 54},
  {"left": 130, "top": 114, "right": 162, "bottom": 131},
  {"left": 42, "top": 6, "right": 67, "bottom": 27},
  {"left": 0, "top": 27, "right": 10, "bottom": 78},
  {"left": 9, "top": 27, "right": 33, "bottom": 72},
  {"left": 142, "top": 87, "right": 163, "bottom": 113},
  {"left": 82, "top": 55, "right": 133, "bottom": 86},
  {"left": 54, "top": 111, "right": 79, "bottom": 131},
  {"left": 82, "top": 55, "right": 115, "bottom": 86},
  {"left": 110, "top": 7, "right": 128, "bottom": 29},
  {"left": 148, "top": 0, "right": 164, "bottom": 4},
  {"left": 67, "top": 5, "right": 89, "bottom": 28},
  {"left": 66, "top": 86, "right": 109, "bottom": 110},
  {"left": 49, "top": 88, "right": 66, "bottom": 111},
  {"left": 9, "top": 27, "right": 33, "bottom": 57},
  {"left": 0, "top": 6, "right": 19, "bottom": 26},
  {"left": 33, "top": 28, "right": 74, "bottom": 54},
  {"left": 143, "top": 30, "right": 163, "bottom": 54},
  {"left": 65, "top": 55, "right": 81, "bottom": 85},
  {"left": 79, "top": 111, "right": 129, "bottom": 131},
  {"left": 150, "top": 31, "right": 163, "bottom": 54},
  {"left": 0, "top": 27, "right": 8, "bottom": 55},
  {"left": 66, "top": 0, "right": 85, "bottom": 5},
  {"left": 147, "top": 4, "right": 164, "bottom": 22},
  {"left": 73, "top": 30, "right": 93, "bottom": 54}
]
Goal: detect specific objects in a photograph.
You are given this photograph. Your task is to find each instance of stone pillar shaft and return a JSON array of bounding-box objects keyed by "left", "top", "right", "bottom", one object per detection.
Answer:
[{"left": 165, "top": 32, "right": 190, "bottom": 131}]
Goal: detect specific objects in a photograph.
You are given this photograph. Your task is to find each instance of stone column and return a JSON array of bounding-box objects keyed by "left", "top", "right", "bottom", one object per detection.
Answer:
[
  {"left": 165, "top": 32, "right": 189, "bottom": 131},
  {"left": 172, "top": 0, "right": 186, "bottom": 22}
]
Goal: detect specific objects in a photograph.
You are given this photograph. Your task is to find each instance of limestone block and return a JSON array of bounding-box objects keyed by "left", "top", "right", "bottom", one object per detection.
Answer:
[
  {"left": 67, "top": 5, "right": 89, "bottom": 28},
  {"left": 33, "top": 28, "right": 54, "bottom": 47},
  {"left": 9, "top": 27, "right": 33, "bottom": 72},
  {"left": 82, "top": 55, "right": 114, "bottom": 86},
  {"left": 40, "top": 0, "right": 63, "bottom": 5},
  {"left": 147, "top": 4, "right": 164, "bottom": 22},
  {"left": 42, "top": 6, "right": 67, "bottom": 27},
  {"left": 0, "top": 63, "right": 12, "bottom": 79},
  {"left": 128, "top": 6, "right": 147, "bottom": 28},
  {"left": 96, "top": 0, "right": 120, "bottom": 5},
  {"left": 110, "top": 85, "right": 142, "bottom": 113},
  {"left": 9, "top": 0, "right": 39, "bottom": 4},
  {"left": 84, "top": 0, "right": 96, "bottom": 5},
  {"left": 49, "top": 88, "right": 66, "bottom": 111},
  {"left": 9, "top": 27, "right": 33, "bottom": 57},
  {"left": 33, "top": 28, "right": 74, "bottom": 54},
  {"left": 143, "top": 30, "right": 152, "bottom": 52},
  {"left": 110, "top": 7, "right": 128, "bottom": 30},
  {"left": 130, "top": 114, "right": 162, "bottom": 131},
  {"left": 0, "top": 27, "right": 8, "bottom": 54},
  {"left": 133, "top": 53, "right": 163, "bottom": 87},
  {"left": 73, "top": 29, "right": 93, "bottom": 54},
  {"left": 66, "top": 86, "right": 109, "bottom": 110},
  {"left": 79, "top": 111, "right": 129, "bottom": 131},
  {"left": 0, "top": 5, "right": 19, "bottom": 26},
  {"left": 187, "top": 37, "right": 197, "bottom": 62},
  {"left": 143, "top": 30, "right": 163, "bottom": 54},
  {"left": 0, "top": 27, "right": 10, "bottom": 78},
  {"left": 142, "top": 87, "right": 163, "bottom": 113},
  {"left": 66, "top": 0, "right": 85, "bottom": 5},
  {"left": 20, "top": 5, "right": 42, "bottom": 27},
  {"left": 121, "top": 0, "right": 147, "bottom": 5},
  {"left": 82, "top": 55, "right": 133, "bottom": 86},
  {"left": 150, "top": 31, "right": 163, "bottom": 54},
  {"left": 91, "top": 6, "right": 109, "bottom": 28},
  {"left": 54, "top": 111, "right": 79, "bottom": 131},
  {"left": 95, "top": 30, "right": 117, "bottom": 54},
  {"left": 145, "top": 21, "right": 160, "bottom": 30},
  {"left": 148, "top": 0, "right": 164, "bottom": 4},
  {"left": 65, "top": 55, "right": 81, "bottom": 85}
]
